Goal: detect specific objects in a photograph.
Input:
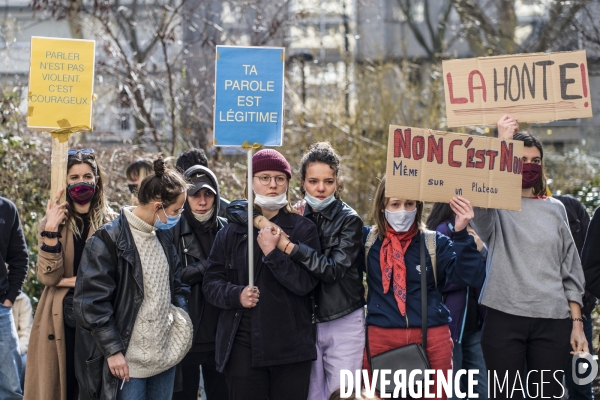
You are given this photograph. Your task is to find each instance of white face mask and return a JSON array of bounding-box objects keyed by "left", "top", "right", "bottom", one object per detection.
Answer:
[
  {"left": 385, "top": 208, "right": 417, "bottom": 232},
  {"left": 304, "top": 192, "right": 336, "bottom": 211},
  {"left": 253, "top": 191, "right": 288, "bottom": 211},
  {"left": 192, "top": 207, "right": 214, "bottom": 223}
]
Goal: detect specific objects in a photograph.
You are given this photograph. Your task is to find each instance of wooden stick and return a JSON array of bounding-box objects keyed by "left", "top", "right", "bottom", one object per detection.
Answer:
[{"left": 50, "top": 132, "right": 70, "bottom": 203}]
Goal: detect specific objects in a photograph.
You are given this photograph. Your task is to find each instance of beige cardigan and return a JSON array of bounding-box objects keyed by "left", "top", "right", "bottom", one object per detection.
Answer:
[{"left": 11, "top": 292, "right": 33, "bottom": 354}]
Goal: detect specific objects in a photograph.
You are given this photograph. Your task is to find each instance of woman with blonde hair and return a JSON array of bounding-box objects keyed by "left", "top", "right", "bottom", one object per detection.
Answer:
[{"left": 25, "top": 149, "right": 116, "bottom": 400}]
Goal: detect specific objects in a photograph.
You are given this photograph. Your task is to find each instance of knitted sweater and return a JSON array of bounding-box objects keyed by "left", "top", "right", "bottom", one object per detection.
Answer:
[
  {"left": 124, "top": 207, "right": 192, "bottom": 378},
  {"left": 471, "top": 197, "right": 585, "bottom": 319}
]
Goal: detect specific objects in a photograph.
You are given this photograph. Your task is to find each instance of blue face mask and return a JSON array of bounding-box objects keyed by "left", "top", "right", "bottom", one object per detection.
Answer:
[{"left": 155, "top": 206, "right": 181, "bottom": 230}]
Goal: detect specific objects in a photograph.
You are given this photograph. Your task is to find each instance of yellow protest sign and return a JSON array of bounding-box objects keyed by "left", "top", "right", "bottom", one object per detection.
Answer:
[{"left": 27, "top": 37, "right": 95, "bottom": 131}]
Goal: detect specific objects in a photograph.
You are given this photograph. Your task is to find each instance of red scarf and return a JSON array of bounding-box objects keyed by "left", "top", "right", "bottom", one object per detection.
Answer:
[{"left": 380, "top": 223, "right": 418, "bottom": 316}]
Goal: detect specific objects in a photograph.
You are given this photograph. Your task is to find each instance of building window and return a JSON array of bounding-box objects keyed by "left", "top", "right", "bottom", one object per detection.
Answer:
[{"left": 119, "top": 113, "right": 130, "bottom": 131}]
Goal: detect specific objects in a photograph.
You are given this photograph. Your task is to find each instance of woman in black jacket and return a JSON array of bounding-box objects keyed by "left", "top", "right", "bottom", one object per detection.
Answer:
[
  {"left": 238, "top": 142, "right": 365, "bottom": 400},
  {"left": 74, "top": 158, "right": 193, "bottom": 400},
  {"left": 171, "top": 165, "right": 228, "bottom": 400},
  {"left": 203, "top": 149, "right": 320, "bottom": 400}
]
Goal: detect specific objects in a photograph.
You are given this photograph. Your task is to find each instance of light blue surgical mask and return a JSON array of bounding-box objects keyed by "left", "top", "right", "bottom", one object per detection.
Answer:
[
  {"left": 304, "top": 192, "right": 336, "bottom": 211},
  {"left": 155, "top": 206, "right": 181, "bottom": 230}
]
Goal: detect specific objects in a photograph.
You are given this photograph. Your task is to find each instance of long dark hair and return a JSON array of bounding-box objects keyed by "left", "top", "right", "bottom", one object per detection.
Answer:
[
  {"left": 138, "top": 157, "right": 190, "bottom": 206},
  {"left": 513, "top": 131, "right": 547, "bottom": 197},
  {"left": 426, "top": 203, "right": 455, "bottom": 231},
  {"left": 66, "top": 152, "right": 113, "bottom": 237}
]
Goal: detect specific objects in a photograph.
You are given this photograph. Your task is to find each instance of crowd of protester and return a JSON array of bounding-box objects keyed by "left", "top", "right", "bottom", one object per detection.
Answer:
[{"left": 0, "top": 114, "right": 598, "bottom": 400}]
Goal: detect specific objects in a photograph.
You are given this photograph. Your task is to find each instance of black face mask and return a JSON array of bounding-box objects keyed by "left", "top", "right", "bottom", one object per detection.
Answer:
[{"left": 128, "top": 184, "right": 138, "bottom": 195}]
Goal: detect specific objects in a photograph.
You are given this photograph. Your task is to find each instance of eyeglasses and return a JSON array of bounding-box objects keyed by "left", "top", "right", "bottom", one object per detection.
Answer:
[
  {"left": 68, "top": 148, "right": 95, "bottom": 158},
  {"left": 163, "top": 204, "right": 185, "bottom": 216},
  {"left": 254, "top": 174, "right": 287, "bottom": 186}
]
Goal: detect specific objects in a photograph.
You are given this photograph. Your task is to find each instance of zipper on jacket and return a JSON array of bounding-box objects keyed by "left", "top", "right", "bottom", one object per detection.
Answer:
[
  {"left": 405, "top": 314, "right": 409, "bottom": 328},
  {"left": 458, "top": 287, "right": 469, "bottom": 344}
]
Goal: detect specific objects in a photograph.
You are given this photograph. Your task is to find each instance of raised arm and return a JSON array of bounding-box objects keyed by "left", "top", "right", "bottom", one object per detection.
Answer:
[
  {"left": 438, "top": 197, "right": 486, "bottom": 288},
  {"left": 36, "top": 218, "right": 65, "bottom": 288}
]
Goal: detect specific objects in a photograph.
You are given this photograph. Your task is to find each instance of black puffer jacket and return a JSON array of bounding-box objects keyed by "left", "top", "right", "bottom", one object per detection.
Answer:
[
  {"left": 227, "top": 199, "right": 365, "bottom": 322},
  {"left": 171, "top": 165, "right": 227, "bottom": 351},
  {"left": 73, "top": 209, "right": 190, "bottom": 400}
]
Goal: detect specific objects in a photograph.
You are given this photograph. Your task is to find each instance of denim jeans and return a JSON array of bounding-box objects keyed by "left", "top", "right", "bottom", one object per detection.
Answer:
[
  {"left": 450, "top": 329, "right": 488, "bottom": 400},
  {"left": 564, "top": 313, "right": 594, "bottom": 400},
  {"left": 0, "top": 303, "right": 23, "bottom": 399},
  {"left": 117, "top": 366, "right": 175, "bottom": 400},
  {"left": 19, "top": 353, "right": 27, "bottom": 390}
]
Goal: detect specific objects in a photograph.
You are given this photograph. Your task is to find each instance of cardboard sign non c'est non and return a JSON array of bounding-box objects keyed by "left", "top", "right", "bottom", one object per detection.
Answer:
[
  {"left": 386, "top": 125, "right": 524, "bottom": 210},
  {"left": 443, "top": 50, "right": 592, "bottom": 127},
  {"left": 27, "top": 37, "right": 95, "bottom": 131},
  {"left": 213, "top": 45, "right": 285, "bottom": 147}
]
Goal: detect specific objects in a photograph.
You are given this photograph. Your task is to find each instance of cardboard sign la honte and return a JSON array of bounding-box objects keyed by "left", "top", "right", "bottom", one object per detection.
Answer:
[
  {"left": 386, "top": 125, "right": 524, "bottom": 211},
  {"left": 443, "top": 50, "right": 592, "bottom": 127}
]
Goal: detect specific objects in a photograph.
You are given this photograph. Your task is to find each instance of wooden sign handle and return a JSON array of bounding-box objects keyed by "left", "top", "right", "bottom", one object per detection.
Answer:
[{"left": 50, "top": 132, "right": 70, "bottom": 203}]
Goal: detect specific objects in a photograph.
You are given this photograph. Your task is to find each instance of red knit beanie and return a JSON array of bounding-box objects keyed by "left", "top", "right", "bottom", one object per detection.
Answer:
[{"left": 252, "top": 149, "right": 292, "bottom": 178}]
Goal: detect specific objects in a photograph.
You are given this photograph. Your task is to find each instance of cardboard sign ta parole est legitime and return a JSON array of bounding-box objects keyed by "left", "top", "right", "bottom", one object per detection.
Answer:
[
  {"left": 442, "top": 50, "right": 592, "bottom": 127},
  {"left": 386, "top": 126, "right": 524, "bottom": 211},
  {"left": 27, "top": 37, "right": 95, "bottom": 131}
]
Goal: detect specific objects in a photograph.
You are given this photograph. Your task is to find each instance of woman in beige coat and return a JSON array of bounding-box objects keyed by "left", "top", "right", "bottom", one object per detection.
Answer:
[{"left": 24, "top": 149, "right": 115, "bottom": 400}]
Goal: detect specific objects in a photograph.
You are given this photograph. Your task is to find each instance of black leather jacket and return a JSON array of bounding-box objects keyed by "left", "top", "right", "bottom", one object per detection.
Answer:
[
  {"left": 73, "top": 209, "right": 190, "bottom": 400},
  {"left": 227, "top": 199, "right": 365, "bottom": 322}
]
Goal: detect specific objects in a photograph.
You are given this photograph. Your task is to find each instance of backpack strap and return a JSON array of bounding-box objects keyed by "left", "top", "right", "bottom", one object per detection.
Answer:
[
  {"left": 364, "top": 225, "right": 379, "bottom": 269},
  {"left": 424, "top": 230, "right": 437, "bottom": 286}
]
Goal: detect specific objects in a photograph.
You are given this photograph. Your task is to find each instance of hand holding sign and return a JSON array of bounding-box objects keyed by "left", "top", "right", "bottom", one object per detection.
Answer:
[
  {"left": 497, "top": 115, "right": 519, "bottom": 140},
  {"left": 240, "top": 286, "right": 260, "bottom": 308},
  {"left": 450, "top": 197, "right": 474, "bottom": 231},
  {"left": 45, "top": 188, "right": 69, "bottom": 232}
]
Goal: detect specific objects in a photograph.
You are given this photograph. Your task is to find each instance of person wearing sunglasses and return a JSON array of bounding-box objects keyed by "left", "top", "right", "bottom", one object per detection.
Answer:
[
  {"left": 203, "top": 149, "right": 320, "bottom": 400},
  {"left": 125, "top": 159, "right": 153, "bottom": 205},
  {"left": 73, "top": 157, "right": 193, "bottom": 400},
  {"left": 25, "top": 148, "right": 117, "bottom": 400}
]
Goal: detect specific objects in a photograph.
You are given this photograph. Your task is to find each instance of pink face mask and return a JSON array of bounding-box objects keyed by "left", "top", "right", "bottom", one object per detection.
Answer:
[
  {"left": 521, "top": 163, "right": 542, "bottom": 189},
  {"left": 67, "top": 181, "right": 96, "bottom": 205}
]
